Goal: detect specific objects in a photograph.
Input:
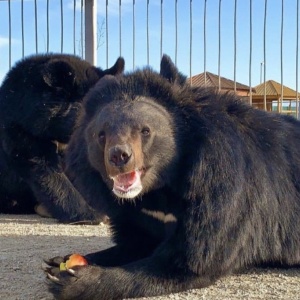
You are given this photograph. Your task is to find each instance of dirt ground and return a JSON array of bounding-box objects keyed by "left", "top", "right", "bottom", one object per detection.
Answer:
[{"left": 0, "top": 214, "right": 299, "bottom": 300}]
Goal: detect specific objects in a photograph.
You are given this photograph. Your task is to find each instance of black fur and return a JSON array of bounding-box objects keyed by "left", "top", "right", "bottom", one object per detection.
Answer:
[
  {"left": 46, "top": 55, "right": 300, "bottom": 298},
  {"left": 0, "top": 53, "right": 124, "bottom": 222}
]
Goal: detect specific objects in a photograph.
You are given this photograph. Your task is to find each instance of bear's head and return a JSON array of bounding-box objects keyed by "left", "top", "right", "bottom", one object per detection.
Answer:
[
  {"left": 0, "top": 54, "right": 125, "bottom": 144},
  {"left": 82, "top": 55, "right": 185, "bottom": 199},
  {"left": 38, "top": 55, "right": 125, "bottom": 143}
]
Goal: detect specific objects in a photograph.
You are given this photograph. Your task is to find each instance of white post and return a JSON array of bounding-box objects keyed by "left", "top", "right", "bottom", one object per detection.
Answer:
[{"left": 85, "top": 0, "right": 97, "bottom": 65}]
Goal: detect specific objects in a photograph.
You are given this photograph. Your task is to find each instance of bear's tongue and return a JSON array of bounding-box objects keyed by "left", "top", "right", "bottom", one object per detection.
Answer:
[
  {"left": 112, "top": 170, "right": 143, "bottom": 199},
  {"left": 113, "top": 170, "right": 139, "bottom": 190}
]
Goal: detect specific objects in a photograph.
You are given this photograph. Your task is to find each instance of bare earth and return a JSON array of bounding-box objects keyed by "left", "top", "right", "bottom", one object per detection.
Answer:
[{"left": 0, "top": 214, "right": 299, "bottom": 300}]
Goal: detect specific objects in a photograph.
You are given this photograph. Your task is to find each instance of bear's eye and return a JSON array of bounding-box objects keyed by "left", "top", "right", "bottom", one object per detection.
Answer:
[
  {"left": 141, "top": 127, "right": 151, "bottom": 136},
  {"left": 98, "top": 131, "right": 106, "bottom": 143}
]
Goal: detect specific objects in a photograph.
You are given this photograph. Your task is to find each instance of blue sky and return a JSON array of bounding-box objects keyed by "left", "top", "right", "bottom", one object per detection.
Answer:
[{"left": 0, "top": 0, "right": 299, "bottom": 91}]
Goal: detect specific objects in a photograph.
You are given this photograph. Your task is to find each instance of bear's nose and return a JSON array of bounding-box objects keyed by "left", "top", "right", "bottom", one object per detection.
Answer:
[{"left": 109, "top": 144, "right": 132, "bottom": 167}]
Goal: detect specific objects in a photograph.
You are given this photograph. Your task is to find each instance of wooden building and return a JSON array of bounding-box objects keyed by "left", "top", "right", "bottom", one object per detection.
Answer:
[
  {"left": 187, "top": 71, "right": 253, "bottom": 97},
  {"left": 252, "top": 80, "right": 299, "bottom": 116}
]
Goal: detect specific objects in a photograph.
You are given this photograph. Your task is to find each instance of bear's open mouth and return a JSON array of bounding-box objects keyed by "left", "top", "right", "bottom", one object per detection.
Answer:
[{"left": 111, "top": 169, "right": 143, "bottom": 199}]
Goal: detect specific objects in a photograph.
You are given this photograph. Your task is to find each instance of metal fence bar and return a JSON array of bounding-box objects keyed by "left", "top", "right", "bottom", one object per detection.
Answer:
[
  {"left": 85, "top": 0, "right": 97, "bottom": 65},
  {"left": 60, "top": 0, "right": 63, "bottom": 53},
  {"left": 133, "top": 0, "right": 135, "bottom": 70},
  {"left": 21, "top": 0, "right": 25, "bottom": 57},
  {"left": 218, "top": 0, "right": 222, "bottom": 91},
  {"left": 73, "top": 0, "right": 76, "bottom": 54},
  {"left": 189, "top": 0, "right": 192, "bottom": 85},
  {"left": 46, "top": 0, "right": 49, "bottom": 52},
  {"left": 249, "top": 0, "right": 253, "bottom": 105},
  {"left": 204, "top": 0, "right": 207, "bottom": 87},
  {"left": 297, "top": 0, "right": 299, "bottom": 119},
  {"left": 147, "top": 0, "right": 149, "bottom": 65},
  {"left": 34, "top": 0, "right": 37, "bottom": 53},
  {"left": 119, "top": 0, "right": 122, "bottom": 57},
  {"left": 175, "top": 0, "right": 178, "bottom": 66},
  {"left": 81, "top": 0, "right": 84, "bottom": 58},
  {"left": 233, "top": 0, "right": 237, "bottom": 93},
  {"left": 105, "top": 0, "right": 108, "bottom": 67},
  {"left": 280, "top": 0, "right": 284, "bottom": 112},
  {"left": 263, "top": 0, "right": 267, "bottom": 111},
  {"left": 8, "top": 0, "right": 11, "bottom": 68},
  {"left": 160, "top": 0, "right": 163, "bottom": 59}
]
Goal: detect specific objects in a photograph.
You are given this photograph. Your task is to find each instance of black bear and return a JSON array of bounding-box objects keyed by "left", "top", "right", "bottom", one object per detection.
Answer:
[
  {"left": 45, "top": 55, "right": 300, "bottom": 299},
  {"left": 0, "top": 53, "right": 124, "bottom": 222}
]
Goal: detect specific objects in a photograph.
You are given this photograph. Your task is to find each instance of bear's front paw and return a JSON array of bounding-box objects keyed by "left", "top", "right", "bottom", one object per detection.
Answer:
[
  {"left": 45, "top": 255, "right": 102, "bottom": 299},
  {"left": 46, "top": 263, "right": 102, "bottom": 299}
]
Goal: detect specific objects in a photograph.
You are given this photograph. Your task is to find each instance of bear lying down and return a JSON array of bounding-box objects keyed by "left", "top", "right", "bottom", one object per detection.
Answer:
[
  {"left": 0, "top": 53, "right": 124, "bottom": 222},
  {"left": 45, "top": 55, "right": 300, "bottom": 299}
]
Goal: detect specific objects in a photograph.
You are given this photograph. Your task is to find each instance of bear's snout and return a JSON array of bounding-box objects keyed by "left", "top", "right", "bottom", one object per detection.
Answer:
[{"left": 108, "top": 144, "right": 132, "bottom": 167}]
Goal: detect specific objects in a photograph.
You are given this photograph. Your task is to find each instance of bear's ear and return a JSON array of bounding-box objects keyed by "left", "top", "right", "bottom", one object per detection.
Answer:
[
  {"left": 160, "top": 54, "right": 186, "bottom": 86},
  {"left": 104, "top": 57, "right": 125, "bottom": 76},
  {"left": 42, "top": 60, "right": 76, "bottom": 89},
  {"left": 86, "top": 57, "right": 125, "bottom": 82},
  {"left": 94, "top": 57, "right": 125, "bottom": 78}
]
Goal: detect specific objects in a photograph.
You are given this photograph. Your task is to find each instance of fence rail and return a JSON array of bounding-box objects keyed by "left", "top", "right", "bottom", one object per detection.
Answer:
[{"left": 0, "top": 0, "right": 299, "bottom": 118}]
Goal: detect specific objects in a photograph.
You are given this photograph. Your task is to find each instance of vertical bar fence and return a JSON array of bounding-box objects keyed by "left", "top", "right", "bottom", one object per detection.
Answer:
[{"left": 0, "top": 0, "right": 299, "bottom": 118}]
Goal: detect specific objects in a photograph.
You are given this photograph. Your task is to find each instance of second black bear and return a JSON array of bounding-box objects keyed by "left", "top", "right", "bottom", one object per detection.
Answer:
[
  {"left": 45, "top": 55, "right": 300, "bottom": 298},
  {"left": 0, "top": 53, "right": 124, "bottom": 222}
]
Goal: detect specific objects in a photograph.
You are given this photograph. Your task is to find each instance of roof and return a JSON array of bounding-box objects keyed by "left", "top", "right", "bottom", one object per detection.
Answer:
[
  {"left": 187, "top": 71, "right": 252, "bottom": 91},
  {"left": 253, "top": 80, "right": 298, "bottom": 98}
]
